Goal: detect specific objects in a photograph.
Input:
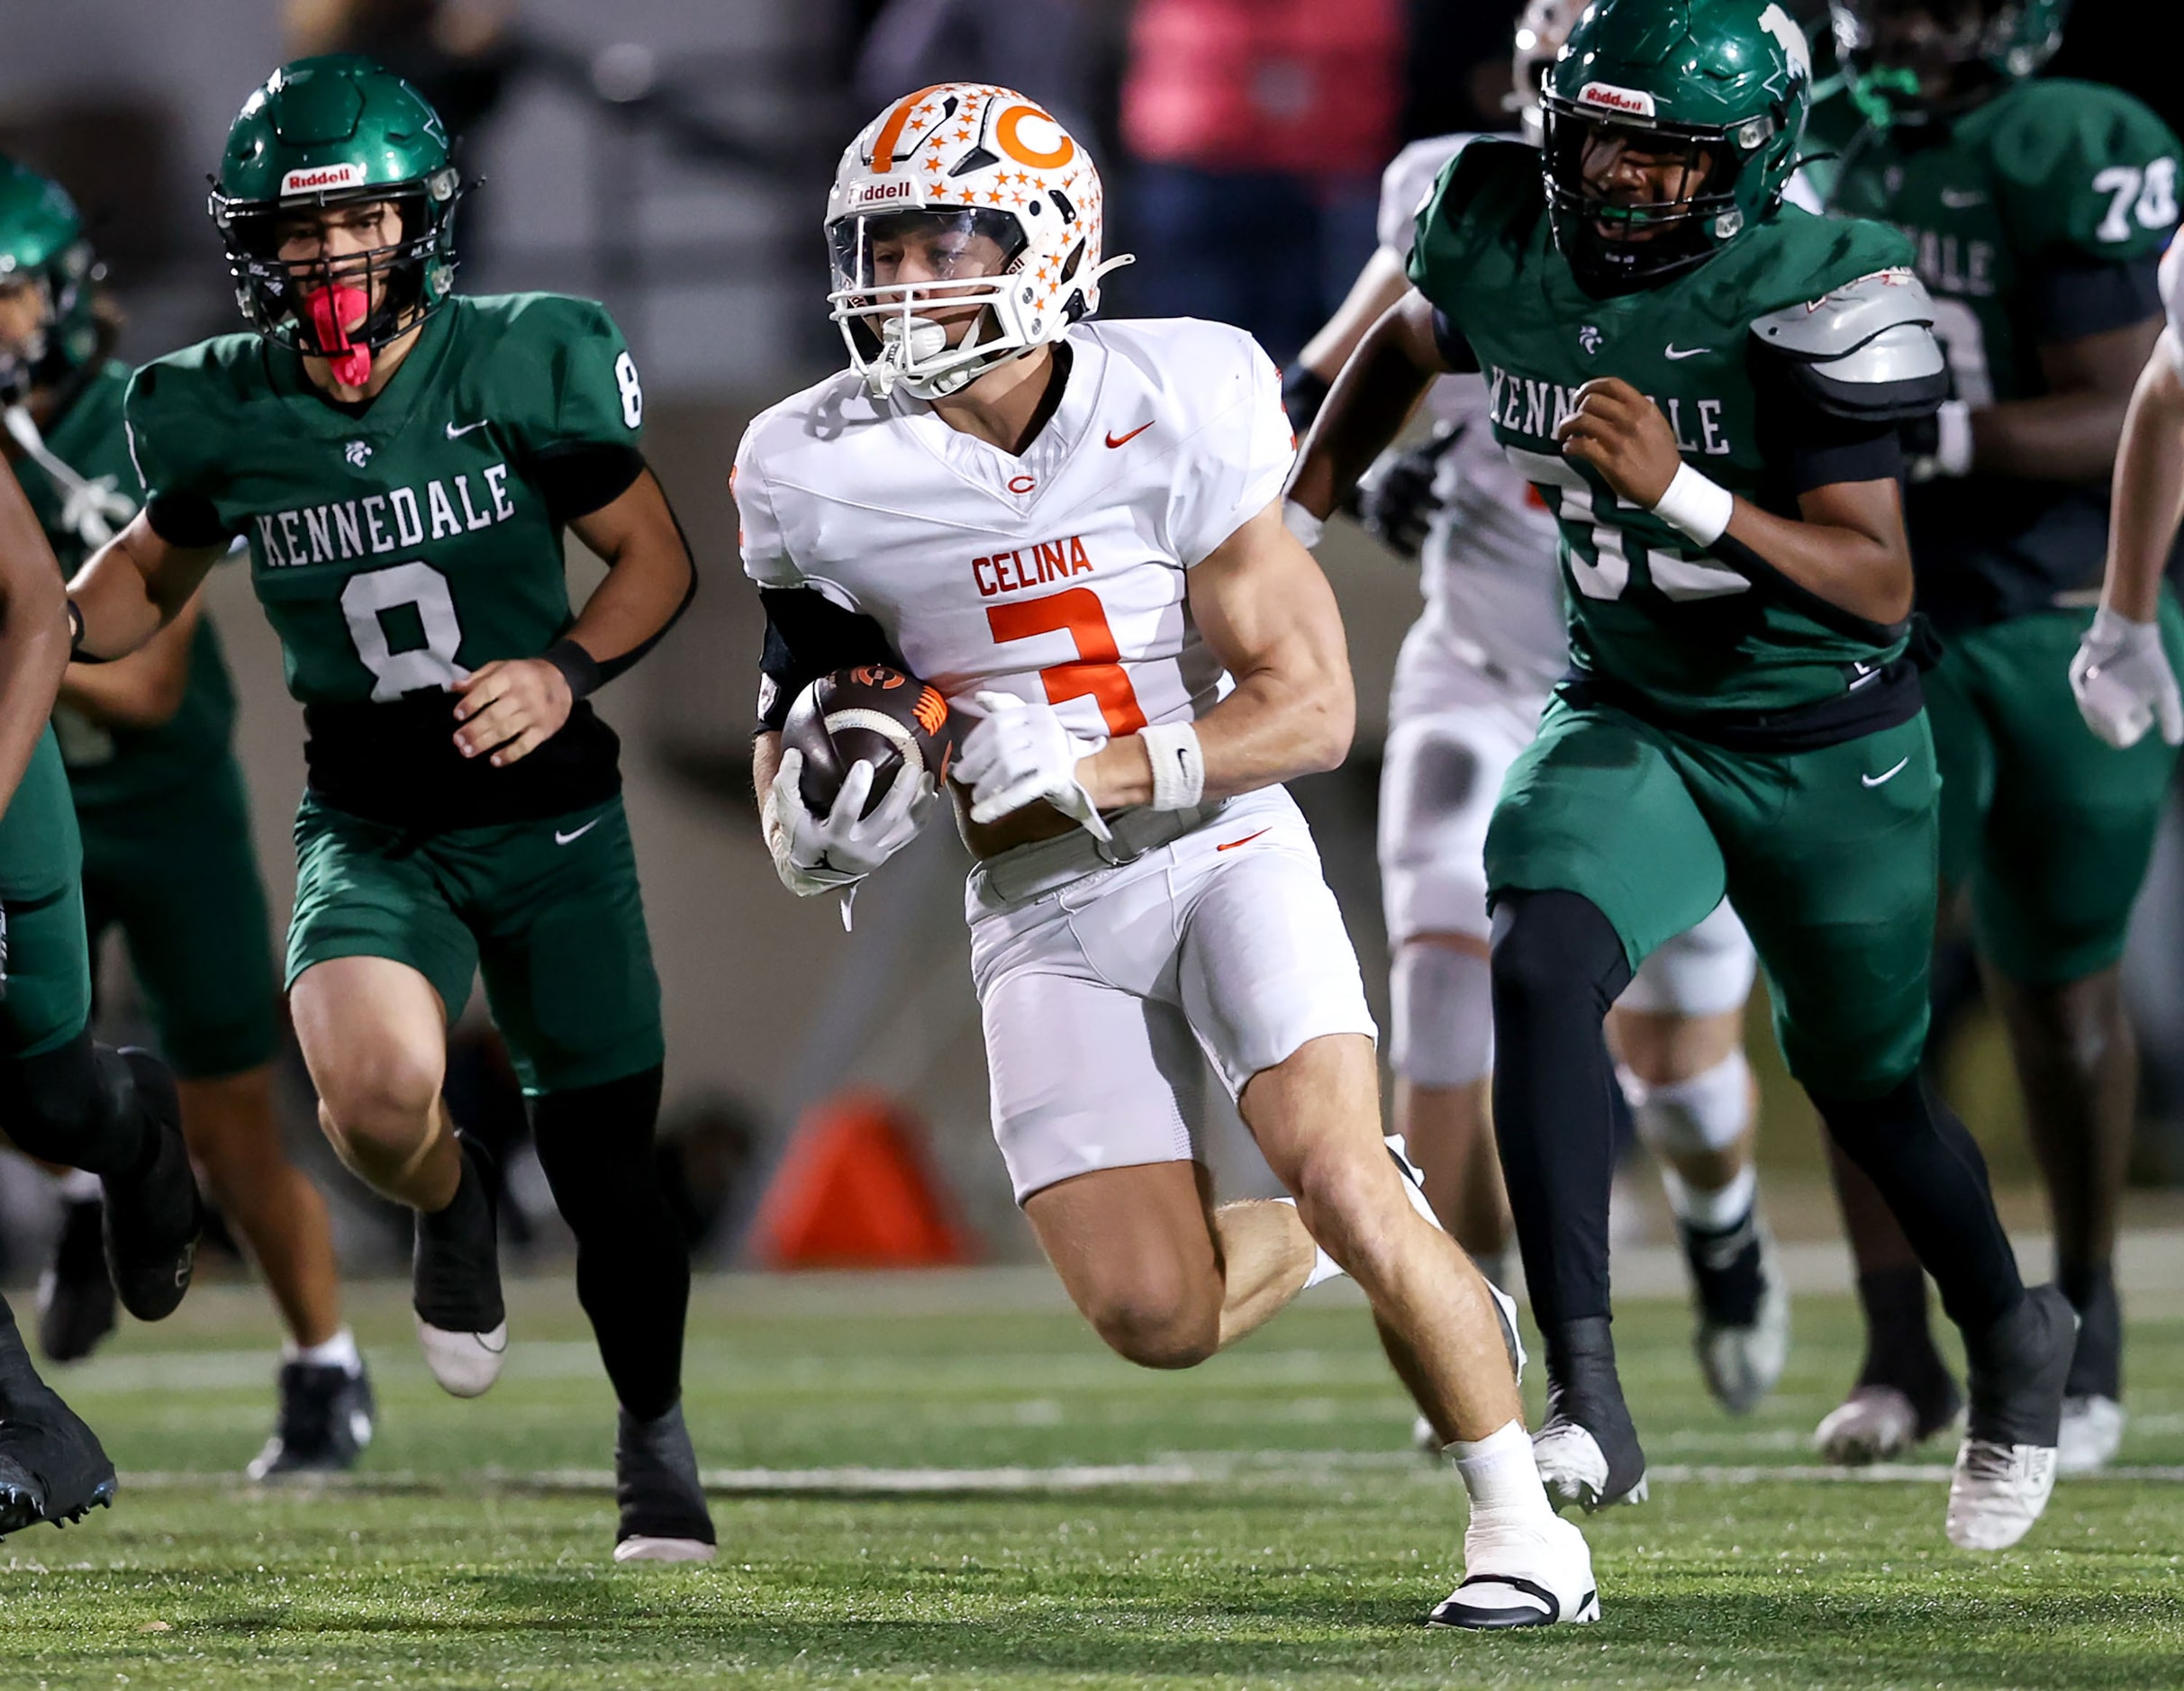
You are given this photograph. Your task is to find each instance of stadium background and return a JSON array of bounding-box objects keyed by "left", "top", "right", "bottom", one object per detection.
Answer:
[{"left": 3, "top": 0, "right": 2181, "bottom": 1276}]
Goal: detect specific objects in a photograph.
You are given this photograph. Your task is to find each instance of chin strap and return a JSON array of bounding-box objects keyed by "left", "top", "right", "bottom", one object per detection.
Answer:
[{"left": 306, "top": 285, "right": 376, "bottom": 388}]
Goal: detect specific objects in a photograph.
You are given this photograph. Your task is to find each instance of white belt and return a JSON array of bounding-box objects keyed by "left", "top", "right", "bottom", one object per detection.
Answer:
[{"left": 971, "top": 800, "right": 1229, "bottom": 906}]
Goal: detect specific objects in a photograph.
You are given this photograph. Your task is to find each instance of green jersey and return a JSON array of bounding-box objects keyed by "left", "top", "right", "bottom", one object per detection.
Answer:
[
  {"left": 1409, "top": 138, "right": 1917, "bottom": 722},
  {"left": 125, "top": 294, "right": 646, "bottom": 829},
  {"left": 12, "top": 359, "right": 238, "bottom": 810},
  {"left": 1815, "top": 79, "right": 2180, "bottom": 630}
]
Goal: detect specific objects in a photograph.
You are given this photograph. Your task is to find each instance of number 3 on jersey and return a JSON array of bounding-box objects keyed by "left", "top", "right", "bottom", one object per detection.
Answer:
[
  {"left": 343, "top": 560, "right": 468, "bottom": 700},
  {"left": 986, "top": 587, "right": 1147, "bottom": 737}
]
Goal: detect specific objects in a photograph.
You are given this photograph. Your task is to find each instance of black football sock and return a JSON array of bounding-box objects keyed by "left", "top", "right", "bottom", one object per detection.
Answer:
[
  {"left": 2058, "top": 1258, "right": 2122, "bottom": 1401},
  {"left": 1488, "top": 890, "right": 1635, "bottom": 1340},
  {"left": 0, "top": 1034, "right": 159, "bottom": 1178},
  {"left": 0, "top": 1294, "right": 53, "bottom": 1409},
  {"left": 530, "top": 1066, "right": 689, "bottom": 1424},
  {"left": 1811, "top": 1073, "right": 2023, "bottom": 1335},
  {"left": 1851, "top": 1262, "right": 1959, "bottom": 1412}
]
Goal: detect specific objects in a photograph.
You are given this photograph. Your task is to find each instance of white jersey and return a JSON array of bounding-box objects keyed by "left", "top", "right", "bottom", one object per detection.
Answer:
[
  {"left": 1375, "top": 136, "right": 1567, "bottom": 704},
  {"left": 735, "top": 317, "right": 1294, "bottom": 746},
  {"left": 2162, "top": 239, "right": 2184, "bottom": 345}
]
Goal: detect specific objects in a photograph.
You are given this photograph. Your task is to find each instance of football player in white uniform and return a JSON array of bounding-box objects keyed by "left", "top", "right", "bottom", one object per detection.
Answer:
[
  {"left": 737, "top": 84, "right": 1599, "bottom": 1630},
  {"left": 1281, "top": 0, "right": 1787, "bottom": 1426}
]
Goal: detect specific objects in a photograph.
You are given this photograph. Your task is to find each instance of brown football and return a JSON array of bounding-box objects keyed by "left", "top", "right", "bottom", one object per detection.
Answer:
[{"left": 781, "top": 665, "right": 951, "bottom": 818}]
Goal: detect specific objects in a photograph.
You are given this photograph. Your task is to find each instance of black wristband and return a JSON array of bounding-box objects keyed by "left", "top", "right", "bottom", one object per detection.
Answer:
[
  {"left": 543, "top": 638, "right": 604, "bottom": 701},
  {"left": 1281, "top": 366, "right": 1333, "bottom": 435},
  {"left": 64, "top": 597, "right": 114, "bottom": 665}
]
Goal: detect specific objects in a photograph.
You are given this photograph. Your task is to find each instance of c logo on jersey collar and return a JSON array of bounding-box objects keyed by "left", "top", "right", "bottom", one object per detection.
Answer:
[{"left": 1007, "top": 474, "right": 1037, "bottom": 494}]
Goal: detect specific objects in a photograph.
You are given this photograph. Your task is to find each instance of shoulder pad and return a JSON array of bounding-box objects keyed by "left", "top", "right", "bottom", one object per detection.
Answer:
[{"left": 1750, "top": 269, "right": 1947, "bottom": 421}]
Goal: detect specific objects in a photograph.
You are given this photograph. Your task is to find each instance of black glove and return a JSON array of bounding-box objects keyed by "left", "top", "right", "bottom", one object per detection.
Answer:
[
  {"left": 1282, "top": 365, "right": 1332, "bottom": 436},
  {"left": 1356, "top": 423, "right": 1464, "bottom": 563}
]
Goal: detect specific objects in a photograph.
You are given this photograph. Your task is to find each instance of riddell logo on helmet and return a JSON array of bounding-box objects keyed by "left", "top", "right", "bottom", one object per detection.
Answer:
[
  {"left": 845, "top": 177, "right": 923, "bottom": 210},
  {"left": 1577, "top": 82, "right": 1657, "bottom": 116},
  {"left": 282, "top": 162, "right": 364, "bottom": 194}
]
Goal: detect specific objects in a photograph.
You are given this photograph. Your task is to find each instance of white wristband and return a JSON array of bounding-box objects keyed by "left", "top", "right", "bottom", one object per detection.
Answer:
[
  {"left": 1650, "top": 463, "right": 1735, "bottom": 547},
  {"left": 1281, "top": 498, "right": 1325, "bottom": 549},
  {"left": 1935, "top": 399, "right": 1974, "bottom": 478},
  {"left": 1138, "top": 720, "right": 1206, "bottom": 811}
]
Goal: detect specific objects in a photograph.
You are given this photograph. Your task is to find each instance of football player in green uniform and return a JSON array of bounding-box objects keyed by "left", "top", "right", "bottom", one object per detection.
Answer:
[
  {"left": 1, "top": 153, "right": 373, "bottom": 1478},
  {"left": 1291, "top": 0, "right": 2076, "bottom": 1551},
  {"left": 67, "top": 58, "right": 708, "bottom": 1560},
  {"left": 0, "top": 455, "right": 203, "bottom": 1537},
  {"left": 1799, "top": 0, "right": 2179, "bottom": 1474}
]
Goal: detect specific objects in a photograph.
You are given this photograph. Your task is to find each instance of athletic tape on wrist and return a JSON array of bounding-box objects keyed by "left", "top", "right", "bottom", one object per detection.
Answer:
[
  {"left": 1281, "top": 499, "right": 1325, "bottom": 550},
  {"left": 1138, "top": 720, "right": 1206, "bottom": 811},
  {"left": 1651, "top": 463, "right": 1735, "bottom": 547}
]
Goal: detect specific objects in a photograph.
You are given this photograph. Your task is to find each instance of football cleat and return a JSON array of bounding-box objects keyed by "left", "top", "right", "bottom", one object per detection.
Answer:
[
  {"left": 0, "top": 1381, "right": 117, "bottom": 1537},
  {"left": 1428, "top": 1514, "right": 1600, "bottom": 1629},
  {"left": 36, "top": 1193, "right": 117, "bottom": 1363},
  {"left": 248, "top": 1360, "right": 376, "bottom": 1480},
  {"left": 99, "top": 1049, "right": 204, "bottom": 1324},
  {"left": 1681, "top": 1211, "right": 1789, "bottom": 1415},
  {"left": 1947, "top": 1286, "right": 2075, "bottom": 1551},
  {"left": 1533, "top": 1317, "right": 1645, "bottom": 1512},
  {"left": 1815, "top": 1384, "right": 1953, "bottom": 1465},
  {"left": 614, "top": 1402, "right": 716, "bottom": 1564},
  {"left": 1533, "top": 1416, "right": 1650, "bottom": 1514},
  {"left": 2056, "top": 1395, "right": 2125, "bottom": 1476},
  {"left": 412, "top": 1133, "right": 507, "bottom": 1398}
]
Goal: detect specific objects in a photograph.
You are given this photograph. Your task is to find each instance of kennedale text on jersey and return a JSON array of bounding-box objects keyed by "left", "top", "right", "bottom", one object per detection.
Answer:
[
  {"left": 1485, "top": 365, "right": 1734, "bottom": 457},
  {"left": 974, "top": 533, "right": 1094, "bottom": 598},
  {"left": 253, "top": 464, "right": 518, "bottom": 568}
]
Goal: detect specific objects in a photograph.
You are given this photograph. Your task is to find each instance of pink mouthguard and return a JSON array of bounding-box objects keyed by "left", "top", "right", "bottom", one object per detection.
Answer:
[{"left": 306, "top": 285, "right": 375, "bottom": 387}]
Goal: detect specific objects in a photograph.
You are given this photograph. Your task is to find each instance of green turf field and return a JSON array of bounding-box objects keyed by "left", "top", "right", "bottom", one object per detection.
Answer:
[{"left": 4, "top": 1272, "right": 2181, "bottom": 1689}]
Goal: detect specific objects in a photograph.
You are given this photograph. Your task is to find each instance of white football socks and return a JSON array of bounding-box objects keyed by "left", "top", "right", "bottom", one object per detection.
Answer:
[
  {"left": 1447, "top": 1417, "right": 1555, "bottom": 1524},
  {"left": 1661, "top": 1161, "right": 1757, "bottom": 1233},
  {"left": 285, "top": 1326, "right": 363, "bottom": 1374}
]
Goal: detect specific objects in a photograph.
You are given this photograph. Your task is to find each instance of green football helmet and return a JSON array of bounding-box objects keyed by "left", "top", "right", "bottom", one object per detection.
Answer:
[
  {"left": 1541, "top": 0, "right": 1816, "bottom": 295},
  {"left": 0, "top": 155, "right": 103, "bottom": 403},
  {"left": 208, "top": 55, "right": 463, "bottom": 369},
  {"left": 1830, "top": 0, "right": 2069, "bottom": 126}
]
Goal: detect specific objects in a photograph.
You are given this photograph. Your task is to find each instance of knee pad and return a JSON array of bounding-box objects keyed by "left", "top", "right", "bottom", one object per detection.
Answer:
[
  {"left": 1623, "top": 1049, "right": 1753, "bottom": 1160},
  {"left": 1489, "top": 890, "right": 1633, "bottom": 1011},
  {"left": 0, "top": 1035, "right": 135, "bottom": 1172},
  {"left": 1390, "top": 942, "right": 1494, "bottom": 1089}
]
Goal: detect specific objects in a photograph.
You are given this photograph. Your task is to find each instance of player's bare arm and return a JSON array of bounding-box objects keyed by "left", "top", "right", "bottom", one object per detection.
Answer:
[
  {"left": 66, "top": 512, "right": 224, "bottom": 659},
  {"left": 0, "top": 459, "right": 70, "bottom": 810},
  {"left": 1075, "top": 501, "right": 1355, "bottom": 811},
  {"left": 452, "top": 466, "right": 694, "bottom": 766},
  {"left": 1556, "top": 376, "right": 1916, "bottom": 625},
  {"left": 56, "top": 596, "right": 204, "bottom": 730},
  {"left": 1964, "top": 316, "right": 2165, "bottom": 483},
  {"left": 1292, "top": 247, "right": 1411, "bottom": 395},
  {"left": 1286, "top": 288, "right": 1450, "bottom": 526}
]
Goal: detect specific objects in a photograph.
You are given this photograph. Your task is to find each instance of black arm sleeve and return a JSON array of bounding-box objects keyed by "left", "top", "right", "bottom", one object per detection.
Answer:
[
  {"left": 756, "top": 586, "right": 901, "bottom": 731},
  {"left": 2026, "top": 256, "right": 2162, "bottom": 344},
  {"left": 1430, "top": 307, "right": 1482, "bottom": 374},
  {"left": 143, "top": 491, "right": 235, "bottom": 548},
  {"left": 1754, "top": 350, "right": 1907, "bottom": 496},
  {"left": 530, "top": 441, "right": 648, "bottom": 525}
]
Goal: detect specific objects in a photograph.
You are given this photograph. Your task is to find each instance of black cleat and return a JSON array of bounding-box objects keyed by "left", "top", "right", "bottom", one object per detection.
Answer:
[
  {"left": 613, "top": 1402, "right": 717, "bottom": 1563},
  {"left": 412, "top": 1132, "right": 507, "bottom": 1397},
  {"left": 0, "top": 1385, "right": 118, "bottom": 1537},
  {"left": 1681, "top": 1210, "right": 1790, "bottom": 1415},
  {"left": 248, "top": 1360, "right": 376, "bottom": 1479},
  {"left": 100, "top": 1049, "right": 204, "bottom": 1323},
  {"left": 1533, "top": 1318, "right": 1648, "bottom": 1511},
  {"left": 37, "top": 1194, "right": 118, "bottom": 1363}
]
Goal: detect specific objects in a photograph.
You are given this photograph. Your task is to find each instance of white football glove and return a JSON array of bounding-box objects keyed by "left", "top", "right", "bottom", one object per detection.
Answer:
[
  {"left": 955, "top": 691, "right": 1111, "bottom": 841},
  {"left": 2071, "top": 607, "right": 2183, "bottom": 750},
  {"left": 761, "top": 747, "right": 936, "bottom": 897}
]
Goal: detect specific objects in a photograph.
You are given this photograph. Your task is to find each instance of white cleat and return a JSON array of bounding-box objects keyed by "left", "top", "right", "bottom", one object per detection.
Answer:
[
  {"left": 1532, "top": 1420, "right": 1647, "bottom": 1513},
  {"left": 1815, "top": 1385, "right": 1940, "bottom": 1465},
  {"left": 1694, "top": 1225, "right": 1790, "bottom": 1415},
  {"left": 2056, "top": 1395, "right": 2125, "bottom": 1475},
  {"left": 613, "top": 1535, "right": 719, "bottom": 1564},
  {"left": 1946, "top": 1438, "right": 2058, "bottom": 1551},
  {"left": 414, "top": 1316, "right": 507, "bottom": 1398},
  {"left": 1428, "top": 1514, "right": 1600, "bottom": 1629}
]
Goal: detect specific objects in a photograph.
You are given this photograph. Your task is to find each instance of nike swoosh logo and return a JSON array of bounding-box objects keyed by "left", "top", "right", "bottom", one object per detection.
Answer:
[
  {"left": 1215, "top": 828, "right": 1270, "bottom": 852},
  {"left": 1663, "top": 345, "right": 1712, "bottom": 360},
  {"left": 554, "top": 818, "right": 602, "bottom": 845},
  {"left": 1105, "top": 420, "right": 1154, "bottom": 448},
  {"left": 1939, "top": 188, "right": 1988, "bottom": 208},
  {"left": 1862, "top": 756, "right": 1910, "bottom": 788},
  {"left": 446, "top": 420, "right": 490, "bottom": 439}
]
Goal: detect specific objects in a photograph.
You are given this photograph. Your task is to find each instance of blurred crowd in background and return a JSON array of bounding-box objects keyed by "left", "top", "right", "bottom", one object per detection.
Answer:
[{"left": 4, "top": 0, "right": 2184, "bottom": 1279}]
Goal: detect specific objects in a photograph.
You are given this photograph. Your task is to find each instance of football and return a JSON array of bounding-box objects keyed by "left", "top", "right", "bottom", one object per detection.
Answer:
[{"left": 782, "top": 665, "right": 951, "bottom": 818}]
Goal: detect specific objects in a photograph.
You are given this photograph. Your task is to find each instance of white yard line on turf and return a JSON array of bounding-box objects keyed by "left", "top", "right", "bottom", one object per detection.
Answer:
[{"left": 115, "top": 1459, "right": 2184, "bottom": 1493}]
